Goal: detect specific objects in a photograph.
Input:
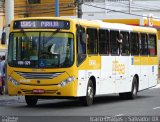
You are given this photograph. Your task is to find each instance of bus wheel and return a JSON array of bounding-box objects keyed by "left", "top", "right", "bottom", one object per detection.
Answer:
[
  {"left": 82, "top": 79, "right": 94, "bottom": 106},
  {"left": 119, "top": 93, "right": 127, "bottom": 99},
  {"left": 25, "top": 96, "right": 38, "bottom": 106},
  {"left": 0, "top": 89, "right": 2, "bottom": 95},
  {"left": 127, "top": 77, "right": 138, "bottom": 99}
]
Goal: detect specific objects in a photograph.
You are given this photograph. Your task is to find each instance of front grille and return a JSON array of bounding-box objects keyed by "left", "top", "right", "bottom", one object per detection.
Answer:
[{"left": 16, "top": 72, "right": 63, "bottom": 79}]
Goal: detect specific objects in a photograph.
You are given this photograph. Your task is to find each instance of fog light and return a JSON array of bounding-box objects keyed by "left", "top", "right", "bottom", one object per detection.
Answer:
[
  {"left": 7, "top": 76, "right": 20, "bottom": 86},
  {"left": 59, "top": 76, "right": 75, "bottom": 87}
]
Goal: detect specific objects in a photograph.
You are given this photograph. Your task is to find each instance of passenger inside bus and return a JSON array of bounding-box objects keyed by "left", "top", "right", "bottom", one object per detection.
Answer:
[
  {"left": 122, "top": 33, "right": 130, "bottom": 55},
  {"left": 117, "top": 33, "right": 123, "bottom": 54}
]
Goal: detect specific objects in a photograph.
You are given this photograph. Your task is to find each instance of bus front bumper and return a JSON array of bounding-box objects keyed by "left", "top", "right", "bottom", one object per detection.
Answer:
[{"left": 7, "top": 80, "right": 77, "bottom": 97}]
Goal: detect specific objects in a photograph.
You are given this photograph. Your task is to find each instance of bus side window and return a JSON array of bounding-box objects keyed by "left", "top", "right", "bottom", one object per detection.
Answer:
[
  {"left": 99, "top": 29, "right": 109, "bottom": 55},
  {"left": 121, "top": 32, "right": 130, "bottom": 56},
  {"left": 110, "top": 30, "right": 119, "bottom": 55},
  {"left": 76, "top": 25, "right": 86, "bottom": 66},
  {"left": 140, "top": 33, "right": 148, "bottom": 56},
  {"left": 148, "top": 34, "right": 157, "bottom": 56},
  {"left": 130, "top": 32, "right": 139, "bottom": 56},
  {"left": 87, "top": 28, "right": 98, "bottom": 55}
]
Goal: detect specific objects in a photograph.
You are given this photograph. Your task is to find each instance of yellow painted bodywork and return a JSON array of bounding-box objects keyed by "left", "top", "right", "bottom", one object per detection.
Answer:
[
  {"left": 133, "top": 56, "right": 158, "bottom": 65},
  {"left": 8, "top": 77, "right": 77, "bottom": 97},
  {"left": 7, "top": 65, "right": 78, "bottom": 97},
  {"left": 78, "top": 55, "right": 101, "bottom": 70}
]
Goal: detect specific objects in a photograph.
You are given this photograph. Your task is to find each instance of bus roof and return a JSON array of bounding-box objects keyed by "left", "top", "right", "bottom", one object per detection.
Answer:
[{"left": 11, "top": 17, "right": 157, "bottom": 33}]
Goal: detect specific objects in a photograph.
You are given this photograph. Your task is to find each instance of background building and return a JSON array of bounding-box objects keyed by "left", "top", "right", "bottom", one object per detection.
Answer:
[{"left": 14, "top": 0, "right": 76, "bottom": 18}]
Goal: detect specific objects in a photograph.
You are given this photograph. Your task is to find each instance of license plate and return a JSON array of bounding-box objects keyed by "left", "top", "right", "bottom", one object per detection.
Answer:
[{"left": 33, "top": 89, "right": 44, "bottom": 94}]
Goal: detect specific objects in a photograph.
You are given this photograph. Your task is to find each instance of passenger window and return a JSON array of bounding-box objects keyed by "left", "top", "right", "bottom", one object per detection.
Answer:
[
  {"left": 130, "top": 32, "right": 139, "bottom": 56},
  {"left": 140, "top": 33, "right": 148, "bottom": 55},
  {"left": 87, "top": 28, "right": 98, "bottom": 54},
  {"left": 148, "top": 34, "right": 157, "bottom": 56},
  {"left": 99, "top": 29, "right": 109, "bottom": 55},
  {"left": 110, "top": 30, "right": 119, "bottom": 55},
  {"left": 121, "top": 32, "right": 130, "bottom": 56}
]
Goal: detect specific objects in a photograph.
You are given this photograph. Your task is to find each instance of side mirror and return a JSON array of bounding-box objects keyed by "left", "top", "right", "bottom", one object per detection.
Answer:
[{"left": 1, "top": 32, "right": 6, "bottom": 44}]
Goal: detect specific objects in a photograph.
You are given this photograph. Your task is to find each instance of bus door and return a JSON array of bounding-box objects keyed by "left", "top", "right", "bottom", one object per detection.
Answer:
[
  {"left": 130, "top": 32, "right": 141, "bottom": 90},
  {"left": 86, "top": 28, "right": 101, "bottom": 94},
  {"left": 148, "top": 34, "right": 157, "bottom": 87},
  {"left": 115, "top": 32, "right": 130, "bottom": 93},
  {"left": 76, "top": 25, "right": 88, "bottom": 96},
  {"left": 139, "top": 33, "right": 149, "bottom": 90},
  {"left": 99, "top": 29, "right": 116, "bottom": 94}
]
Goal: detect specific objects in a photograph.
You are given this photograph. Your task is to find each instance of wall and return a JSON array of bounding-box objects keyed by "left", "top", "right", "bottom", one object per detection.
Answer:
[{"left": 14, "top": 0, "right": 76, "bottom": 17}]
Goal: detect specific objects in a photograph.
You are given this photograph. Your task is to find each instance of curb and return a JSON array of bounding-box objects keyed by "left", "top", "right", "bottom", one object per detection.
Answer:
[{"left": 0, "top": 95, "right": 24, "bottom": 101}]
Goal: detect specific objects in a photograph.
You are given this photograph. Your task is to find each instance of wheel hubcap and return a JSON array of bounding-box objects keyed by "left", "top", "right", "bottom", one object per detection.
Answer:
[
  {"left": 133, "top": 84, "right": 137, "bottom": 95},
  {"left": 88, "top": 86, "right": 93, "bottom": 99}
]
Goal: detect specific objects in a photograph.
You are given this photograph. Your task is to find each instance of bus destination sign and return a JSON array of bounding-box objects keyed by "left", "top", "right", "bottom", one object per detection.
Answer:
[{"left": 13, "top": 20, "right": 70, "bottom": 29}]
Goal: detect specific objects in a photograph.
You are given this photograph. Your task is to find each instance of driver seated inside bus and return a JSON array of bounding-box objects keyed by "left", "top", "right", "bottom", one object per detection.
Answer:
[{"left": 49, "top": 44, "right": 59, "bottom": 54}]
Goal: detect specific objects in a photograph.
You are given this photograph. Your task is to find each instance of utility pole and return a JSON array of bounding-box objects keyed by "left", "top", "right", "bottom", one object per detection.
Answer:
[
  {"left": 5, "top": 0, "right": 14, "bottom": 95},
  {"left": 5, "top": 0, "right": 14, "bottom": 44},
  {"left": 55, "top": 0, "right": 59, "bottom": 17},
  {"left": 129, "top": 0, "right": 132, "bottom": 13},
  {"left": 77, "top": 0, "right": 83, "bottom": 18}
]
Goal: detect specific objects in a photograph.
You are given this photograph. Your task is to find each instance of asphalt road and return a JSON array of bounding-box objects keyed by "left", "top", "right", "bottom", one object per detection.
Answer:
[{"left": 0, "top": 86, "right": 160, "bottom": 122}]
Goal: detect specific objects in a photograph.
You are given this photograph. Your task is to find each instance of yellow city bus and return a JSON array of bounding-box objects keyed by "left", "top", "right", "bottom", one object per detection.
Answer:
[{"left": 6, "top": 17, "right": 158, "bottom": 106}]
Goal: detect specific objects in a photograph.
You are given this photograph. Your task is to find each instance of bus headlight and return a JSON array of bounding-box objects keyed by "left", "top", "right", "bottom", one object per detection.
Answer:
[
  {"left": 7, "top": 76, "right": 20, "bottom": 86},
  {"left": 59, "top": 76, "right": 75, "bottom": 87}
]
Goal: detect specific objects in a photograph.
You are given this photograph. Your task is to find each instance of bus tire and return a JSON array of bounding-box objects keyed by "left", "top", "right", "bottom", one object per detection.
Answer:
[
  {"left": 119, "top": 93, "right": 127, "bottom": 99},
  {"left": 0, "top": 89, "right": 2, "bottom": 95},
  {"left": 127, "top": 77, "right": 138, "bottom": 99},
  {"left": 25, "top": 96, "right": 38, "bottom": 107},
  {"left": 81, "top": 79, "right": 94, "bottom": 106}
]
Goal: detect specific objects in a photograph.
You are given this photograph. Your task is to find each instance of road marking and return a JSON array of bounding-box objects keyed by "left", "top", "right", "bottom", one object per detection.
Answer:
[
  {"left": 152, "top": 107, "right": 160, "bottom": 110},
  {"left": 115, "top": 114, "right": 124, "bottom": 116}
]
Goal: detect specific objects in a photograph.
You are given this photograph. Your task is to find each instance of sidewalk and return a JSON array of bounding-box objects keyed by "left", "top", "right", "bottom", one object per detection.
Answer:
[
  {"left": 0, "top": 95, "right": 25, "bottom": 102},
  {"left": 0, "top": 95, "right": 18, "bottom": 100}
]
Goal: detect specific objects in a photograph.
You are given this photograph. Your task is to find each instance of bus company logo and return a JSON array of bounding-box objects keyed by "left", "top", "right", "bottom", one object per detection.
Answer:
[
  {"left": 89, "top": 60, "right": 96, "bottom": 66},
  {"left": 112, "top": 60, "right": 125, "bottom": 75}
]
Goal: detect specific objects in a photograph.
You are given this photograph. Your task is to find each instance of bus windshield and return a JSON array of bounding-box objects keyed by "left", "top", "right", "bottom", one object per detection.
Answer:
[{"left": 8, "top": 32, "right": 74, "bottom": 68}]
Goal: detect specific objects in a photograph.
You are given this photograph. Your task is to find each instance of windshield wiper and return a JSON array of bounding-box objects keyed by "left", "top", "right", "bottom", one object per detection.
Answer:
[{"left": 47, "top": 29, "right": 61, "bottom": 41}]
